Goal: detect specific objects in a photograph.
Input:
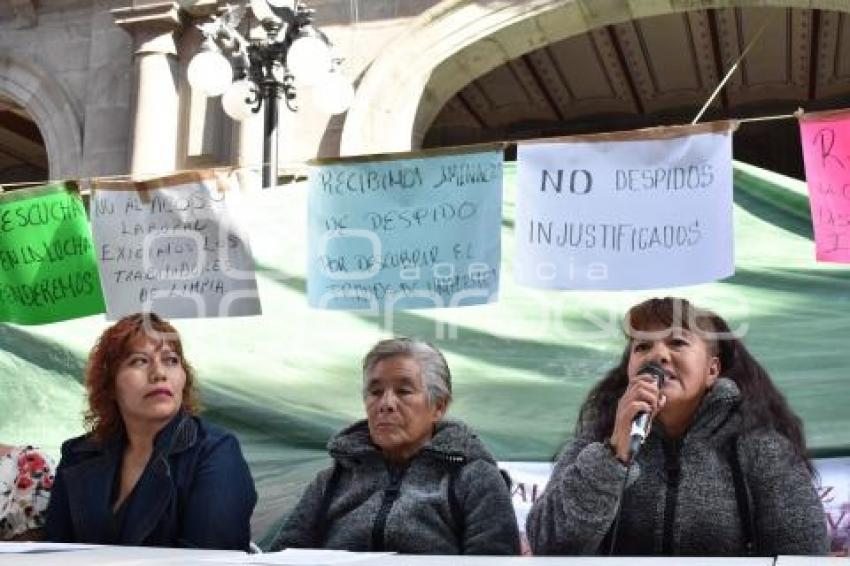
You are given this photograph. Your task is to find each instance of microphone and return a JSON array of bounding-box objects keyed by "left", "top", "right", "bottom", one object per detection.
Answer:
[{"left": 627, "top": 361, "right": 666, "bottom": 461}]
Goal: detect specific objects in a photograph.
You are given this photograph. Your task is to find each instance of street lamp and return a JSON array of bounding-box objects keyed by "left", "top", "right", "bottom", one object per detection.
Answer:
[{"left": 187, "top": 0, "right": 354, "bottom": 188}]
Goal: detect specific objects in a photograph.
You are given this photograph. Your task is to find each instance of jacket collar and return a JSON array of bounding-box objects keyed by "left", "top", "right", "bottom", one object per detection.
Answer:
[
  {"left": 327, "top": 419, "right": 496, "bottom": 465},
  {"left": 656, "top": 377, "right": 741, "bottom": 441},
  {"left": 152, "top": 410, "right": 197, "bottom": 456},
  {"left": 690, "top": 377, "right": 741, "bottom": 432},
  {"left": 69, "top": 411, "right": 197, "bottom": 458},
  {"left": 63, "top": 412, "right": 197, "bottom": 544}
]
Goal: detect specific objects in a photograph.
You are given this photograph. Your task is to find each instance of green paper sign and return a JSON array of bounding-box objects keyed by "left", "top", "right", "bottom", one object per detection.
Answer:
[{"left": 0, "top": 183, "right": 105, "bottom": 324}]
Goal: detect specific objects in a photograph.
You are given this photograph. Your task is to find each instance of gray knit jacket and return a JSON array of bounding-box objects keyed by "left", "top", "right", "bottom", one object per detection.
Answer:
[
  {"left": 527, "top": 378, "right": 828, "bottom": 556},
  {"left": 271, "top": 419, "right": 520, "bottom": 555}
]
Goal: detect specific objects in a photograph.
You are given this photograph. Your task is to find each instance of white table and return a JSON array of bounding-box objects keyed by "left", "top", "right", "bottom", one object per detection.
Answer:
[{"left": 0, "top": 544, "right": 780, "bottom": 566}]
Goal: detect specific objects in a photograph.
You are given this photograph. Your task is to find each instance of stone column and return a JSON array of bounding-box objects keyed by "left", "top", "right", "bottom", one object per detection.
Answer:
[
  {"left": 111, "top": 2, "right": 183, "bottom": 178},
  {"left": 229, "top": 106, "right": 263, "bottom": 190}
]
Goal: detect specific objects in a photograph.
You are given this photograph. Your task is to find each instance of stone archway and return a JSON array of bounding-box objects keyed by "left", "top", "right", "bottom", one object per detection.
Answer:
[
  {"left": 0, "top": 54, "right": 83, "bottom": 181},
  {"left": 340, "top": 0, "right": 843, "bottom": 157}
]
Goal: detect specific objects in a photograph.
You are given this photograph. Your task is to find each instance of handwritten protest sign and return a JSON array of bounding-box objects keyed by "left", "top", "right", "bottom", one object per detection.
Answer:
[
  {"left": 515, "top": 123, "right": 735, "bottom": 290},
  {"left": 0, "top": 183, "right": 105, "bottom": 324},
  {"left": 308, "top": 146, "right": 503, "bottom": 310},
  {"left": 817, "top": 456, "right": 850, "bottom": 554},
  {"left": 91, "top": 171, "right": 261, "bottom": 319},
  {"left": 799, "top": 110, "right": 850, "bottom": 262}
]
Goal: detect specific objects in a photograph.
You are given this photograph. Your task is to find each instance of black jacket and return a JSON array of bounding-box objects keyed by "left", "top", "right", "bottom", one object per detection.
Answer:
[{"left": 45, "top": 412, "right": 257, "bottom": 550}]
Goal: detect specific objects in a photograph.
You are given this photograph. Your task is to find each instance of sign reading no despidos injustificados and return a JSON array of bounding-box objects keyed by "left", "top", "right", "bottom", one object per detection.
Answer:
[{"left": 515, "top": 123, "right": 736, "bottom": 290}]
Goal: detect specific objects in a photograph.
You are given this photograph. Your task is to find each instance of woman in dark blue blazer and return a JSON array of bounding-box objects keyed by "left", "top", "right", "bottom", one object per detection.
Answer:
[{"left": 46, "top": 313, "right": 256, "bottom": 550}]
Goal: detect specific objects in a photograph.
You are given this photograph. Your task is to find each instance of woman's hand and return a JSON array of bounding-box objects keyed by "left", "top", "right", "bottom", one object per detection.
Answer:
[{"left": 609, "top": 373, "right": 666, "bottom": 463}]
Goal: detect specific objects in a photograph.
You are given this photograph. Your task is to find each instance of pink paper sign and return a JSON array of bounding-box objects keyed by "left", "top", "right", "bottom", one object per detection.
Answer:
[{"left": 800, "top": 110, "right": 850, "bottom": 262}]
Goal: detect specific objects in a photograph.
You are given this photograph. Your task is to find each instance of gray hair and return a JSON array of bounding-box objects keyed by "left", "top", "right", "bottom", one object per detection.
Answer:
[{"left": 362, "top": 337, "right": 452, "bottom": 406}]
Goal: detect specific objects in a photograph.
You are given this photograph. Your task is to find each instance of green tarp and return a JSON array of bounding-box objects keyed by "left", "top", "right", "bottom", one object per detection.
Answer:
[{"left": 1, "top": 161, "right": 848, "bottom": 545}]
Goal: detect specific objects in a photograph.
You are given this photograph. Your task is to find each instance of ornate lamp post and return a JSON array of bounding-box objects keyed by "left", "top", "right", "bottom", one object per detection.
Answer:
[{"left": 187, "top": 0, "right": 354, "bottom": 187}]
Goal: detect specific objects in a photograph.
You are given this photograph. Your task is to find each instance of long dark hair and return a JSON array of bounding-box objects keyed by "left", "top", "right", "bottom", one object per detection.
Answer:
[{"left": 575, "top": 297, "right": 813, "bottom": 474}]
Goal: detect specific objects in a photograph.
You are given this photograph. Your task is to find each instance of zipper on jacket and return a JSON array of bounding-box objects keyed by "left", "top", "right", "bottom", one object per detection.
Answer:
[
  {"left": 370, "top": 465, "right": 406, "bottom": 551},
  {"left": 661, "top": 438, "right": 682, "bottom": 555}
]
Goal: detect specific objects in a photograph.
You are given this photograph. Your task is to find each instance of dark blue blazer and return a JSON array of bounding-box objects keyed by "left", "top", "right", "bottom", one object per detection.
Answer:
[{"left": 45, "top": 412, "right": 257, "bottom": 550}]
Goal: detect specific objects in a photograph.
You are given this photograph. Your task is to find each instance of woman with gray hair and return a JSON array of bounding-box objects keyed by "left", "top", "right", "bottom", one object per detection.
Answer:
[{"left": 271, "top": 337, "right": 520, "bottom": 554}]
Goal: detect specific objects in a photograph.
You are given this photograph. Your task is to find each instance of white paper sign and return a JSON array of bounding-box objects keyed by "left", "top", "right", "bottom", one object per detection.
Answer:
[
  {"left": 307, "top": 148, "right": 502, "bottom": 311},
  {"left": 91, "top": 172, "right": 261, "bottom": 319},
  {"left": 499, "top": 461, "right": 554, "bottom": 533},
  {"left": 515, "top": 125, "right": 734, "bottom": 290},
  {"left": 818, "top": 456, "right": 850, "bottom": 554},
  {"left": 0, "top": 542, "right": 100, "bottom": 553},
  {"left": 196, "top": 549, "right": 394, "bottom": 564}
]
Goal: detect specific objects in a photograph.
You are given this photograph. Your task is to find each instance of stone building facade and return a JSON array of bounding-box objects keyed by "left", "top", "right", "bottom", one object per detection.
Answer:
[{"left": 2, "top": 0, "right": 850, "bottom": 185}]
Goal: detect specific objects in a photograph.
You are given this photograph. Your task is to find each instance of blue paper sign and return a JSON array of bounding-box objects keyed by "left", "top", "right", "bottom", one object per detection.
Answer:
[{"left": 308, "top": 148, "right": 503, "bottom": 310}]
